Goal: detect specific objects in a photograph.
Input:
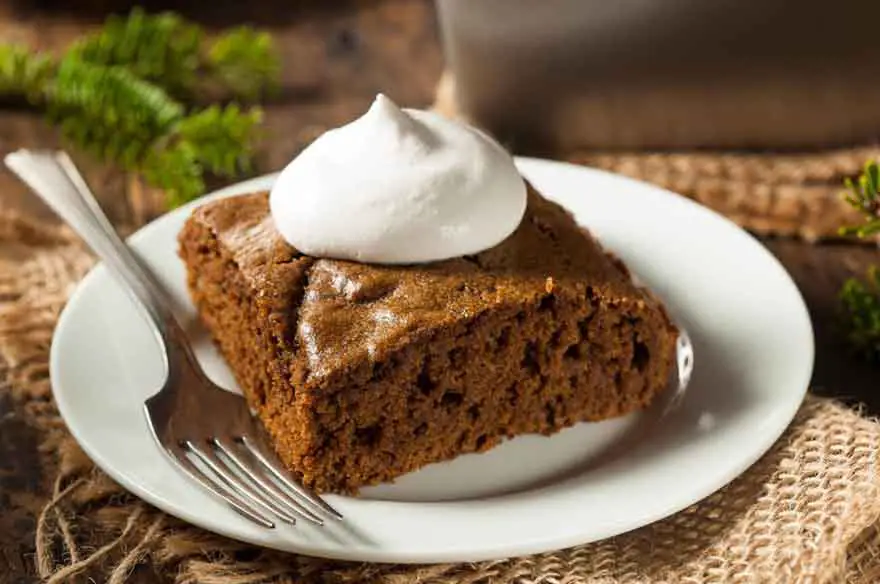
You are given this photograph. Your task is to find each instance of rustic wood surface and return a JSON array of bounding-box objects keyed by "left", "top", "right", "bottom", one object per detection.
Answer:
[{"left": 0, "top": 0, "right": 877, "bottom": 581}]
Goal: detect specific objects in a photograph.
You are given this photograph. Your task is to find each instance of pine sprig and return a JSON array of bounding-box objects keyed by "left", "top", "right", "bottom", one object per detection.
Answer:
[
  {"left": 839, "top": 266, "right": 880, "bottom": 361},
  {"left": 142, "top": 142, "right": 204, "bottom": 208},
  {"left": 68, "top": 8, "right": 202, "bottom": 99},
  {"left": 0, "top": 45, "right": 55, "bottom": 102},
  {"left": 838, "top": 160, "right": 880, "bottom": 361},
  {"left": 174, "top": 104, "right": 263, "bottom": 178},
  {"left": 0, "top": 9, "right": 279, "bottom": 209},
  {"left": 67, "top": 8, "right": 279, "bottom": 101},
  {"left": 139, "top": 104, "right": 264, "bottom": 205},
  {"left": 49, "top": 57, "right": 184, "bottom": 167},
  {"left": 207, "top": 27, "right": 281, "bottom": 101},
  {"left": 839, "top": 160, "right": 880, "bottom": 238}
]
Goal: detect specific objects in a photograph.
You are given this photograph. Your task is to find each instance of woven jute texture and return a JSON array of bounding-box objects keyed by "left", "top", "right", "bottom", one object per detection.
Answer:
[
  {"left": 2, "top": 202, "right": 880, "bottom": 584},
  {"left": 432, "top": 71, "right": 879, "bottom": 244}
]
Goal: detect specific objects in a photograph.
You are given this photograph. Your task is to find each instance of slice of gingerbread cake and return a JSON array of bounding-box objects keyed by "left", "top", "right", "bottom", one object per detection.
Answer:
[{"left": 178, "top": 183, "right": 678, "bottom": 494}]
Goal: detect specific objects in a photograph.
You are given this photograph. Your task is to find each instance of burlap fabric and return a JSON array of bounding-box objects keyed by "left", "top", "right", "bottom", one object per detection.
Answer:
[{"left": 2, "top": 86, "right": 880, "bottom": 581}]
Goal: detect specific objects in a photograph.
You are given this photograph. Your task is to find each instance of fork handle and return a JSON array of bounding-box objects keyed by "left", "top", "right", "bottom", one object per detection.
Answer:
[{"left": 5, "top": 149, "right": 179, "bottom": 345}]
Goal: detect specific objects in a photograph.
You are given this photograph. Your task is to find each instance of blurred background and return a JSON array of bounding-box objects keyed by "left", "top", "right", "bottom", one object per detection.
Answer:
[{"left": 438, "top": 0, "right": 880, "bottom": 151}]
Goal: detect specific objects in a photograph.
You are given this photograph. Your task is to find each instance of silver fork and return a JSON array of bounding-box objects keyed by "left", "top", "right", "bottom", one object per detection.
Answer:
[{"left": 5, "top": 149, "right": 343, "bottom": 529}]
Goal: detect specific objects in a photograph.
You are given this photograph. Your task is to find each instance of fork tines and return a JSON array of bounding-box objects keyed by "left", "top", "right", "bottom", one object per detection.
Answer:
[{"left": 165, "top": 433, "right": 342, "bottom": 529}]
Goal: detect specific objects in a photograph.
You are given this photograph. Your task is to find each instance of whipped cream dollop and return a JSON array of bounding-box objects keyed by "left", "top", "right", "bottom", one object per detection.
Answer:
[{"left": 269, "top": 94, "right": 527, "bottom": 264}]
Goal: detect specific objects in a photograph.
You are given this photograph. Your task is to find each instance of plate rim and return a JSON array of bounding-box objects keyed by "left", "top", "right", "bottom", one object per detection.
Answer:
[{"left": 49, "top": 156, "right": 814, "bottom": 563}]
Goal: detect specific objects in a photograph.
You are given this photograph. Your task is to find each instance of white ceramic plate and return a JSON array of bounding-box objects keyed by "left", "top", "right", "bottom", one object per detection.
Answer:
[{"left": 51, "top": 157, "right": 813, "bottom": 563}]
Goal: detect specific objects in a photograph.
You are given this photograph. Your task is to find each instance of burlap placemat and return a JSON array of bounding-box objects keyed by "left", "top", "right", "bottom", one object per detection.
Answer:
[{"left": 1, "top": 199, "right": 880, "bottom": 583}]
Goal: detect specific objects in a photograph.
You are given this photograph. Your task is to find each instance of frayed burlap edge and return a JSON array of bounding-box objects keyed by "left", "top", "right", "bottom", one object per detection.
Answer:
[
  {"left": 433, "top": 71, "right": 879, "bottom": 244},
  {"left": 2, "top": 205, "right": 879, "bottom": 583}
]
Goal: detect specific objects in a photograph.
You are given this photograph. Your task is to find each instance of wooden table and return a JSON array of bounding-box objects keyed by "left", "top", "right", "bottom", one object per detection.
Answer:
[{"left": 0, "top": 0, "right": 877, "bottom": 579}]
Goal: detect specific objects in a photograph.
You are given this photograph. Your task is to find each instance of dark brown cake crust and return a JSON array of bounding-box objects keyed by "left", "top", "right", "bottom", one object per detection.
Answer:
[{"left": 178, "top": 184, "right": 678, "bottom": 494}]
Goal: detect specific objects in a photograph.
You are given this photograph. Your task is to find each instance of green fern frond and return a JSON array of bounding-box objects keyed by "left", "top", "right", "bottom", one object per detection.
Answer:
[
  {"left": 0, "top": 44, "right": 55, "bottom": 102},
  {"left": 838, "top": 160, "right": 880, "bottom": 362},
  {"left": 48, "top": 57, "right": 184, "bottom": 167},
  {"left": 68, "top": 9, "right": 279, "bottom": 102},
  {"left": 0, "top": 8, "right": 275, "bottom": 209},
  {"left": 68, "top": 7, "right": 202, "bottom": 98},
  {"left": 142, "top": 141, "right": 204, "bottom": 207},
  {"left": 839, "top": 160, "right": 880, "bottom": 238},
  {"left": 46, "top": 59, "right": 263, "bottom": 205},
  {"left": 840, "top": 222, "right": 880, "bottom": 237},
  {"left": 207, "top": 27, "right": 280, "bottom": 101},
  {"left": 175, "top": 103, "right": 263, "bottom": 177},
  {"left": 839, "top": 266, "right": 880, "bottom": 361}
]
